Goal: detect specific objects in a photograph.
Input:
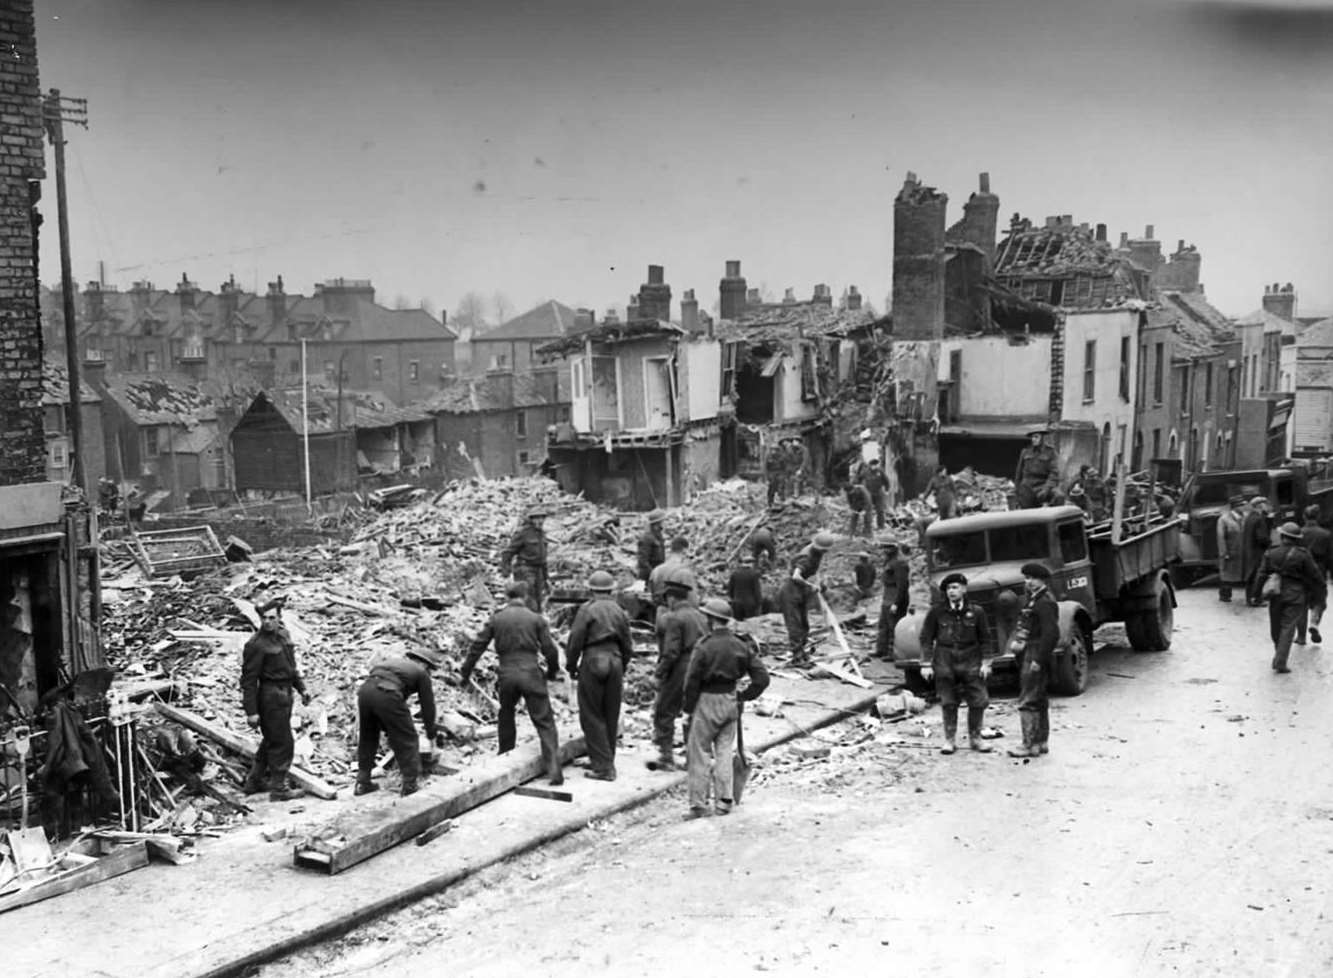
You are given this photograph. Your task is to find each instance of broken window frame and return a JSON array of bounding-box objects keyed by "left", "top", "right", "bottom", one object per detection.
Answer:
[
  {"left": 408, "top": 361, "right": 420, "bottom": 383},
  {"left": 1082, "top": 339, "right": 1096, "bottom": 403},
  {"left": 799, "top": 343, "right": 819, "bottom": 403},
  {"left": 1118, "top": 336, "right": 1131, "bottom": 402},
  {"left": 720, "top": 341, "right": 741, "bottom": 404}
]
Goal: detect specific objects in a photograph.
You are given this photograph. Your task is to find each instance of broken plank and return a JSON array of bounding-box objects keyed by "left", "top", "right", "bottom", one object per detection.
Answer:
[
  {"left": 810, "top": 660, "right": 874, "bottom": 689},
  {"left": 293, "top": 732, "right": 585, "bottom": 874},
  {"left": 0, "top": 842, "right": 149, "bottom": 915},
  {"left": 512, "top": 785, "right": 573, "bottom": 803},
  {"left": 414, "top": 821, "right": 453, "bottom": 846},
  {"left": 154, "top": 703, "right": 338, "bottom": 800}
]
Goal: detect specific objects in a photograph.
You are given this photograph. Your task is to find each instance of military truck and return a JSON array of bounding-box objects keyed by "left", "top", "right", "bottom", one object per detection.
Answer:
[
  {"left": 1173, "top": 465, "right": 1333, "bottom": 584},
  {"left": 892, "top": 505, "right": 1181, "bottom": 696}
]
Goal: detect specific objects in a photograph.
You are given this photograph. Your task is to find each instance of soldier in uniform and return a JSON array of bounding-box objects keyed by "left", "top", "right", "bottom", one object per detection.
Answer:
[
  {"left": 873, "top": 542, "right": 911, "bottom": 659},
  {"left": 778, "top": 531, "right": 834, "bottom": 667},
  {"left": 1215, "top": 494, "right": 1246, "bottom": 602},
  {"left": 1008, "top": 563, "right": 1059, "bottom": 758},
  {"left": 1013, "top": 427, "right": 1059, "bottom": 509},
  {"left": 240, "top": 601, "right": 311, "bottom": 801},
  {"left": 925, "top": 465, "right": 957, "bottom": 520},
  {"left": 766, "top": 440, "right": 789, "bottom": 507},
  {"left": 648, "top": 571, "right": 709, "bottom": 771},
  {"left": 1259, "top": 522, "right": 1326, "bottom": 673},
  {"left": 845, "top": 480, "right": 874, "bottom": 538},
  {"left": 1241, "top": 496, "right": 1272, "bottom": 606},
  {"left": 726, "top": 552, "right": 764, "bottom": 622},
  {"left": 565, "top": 570, "right": 634, "bottom": 781},
  {"left": 860, "top": 458, "right": 889, "bottom": 528},
  {"left": 459, "top": 581, "right": 564, "bottom": 786},
  {"left": 354, "top": 646, "right": 441, "bottom": 797},
  {"left": 748, "top": 525, "right": 778, "bottom": 570},
  {"left": 636, "top": 509, "right": 667, "bottom": 582},
  {"left": 919, "top": 573, "right": 994, "bottom": 754},
  {"left": 500, "top": 505, "right": 550, "bottom": 612},
  {"left": 1299, "top": 504, "right": 1332, "bottom": 644}
]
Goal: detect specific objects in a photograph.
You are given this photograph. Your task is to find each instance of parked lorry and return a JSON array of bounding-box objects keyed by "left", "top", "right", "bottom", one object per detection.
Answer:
[
  {"left": 892, "top": 504, "right": 1181, "bottom": 696},
  {"left": 1173, "top": 463, "right": 1333, "bottom": 583}
]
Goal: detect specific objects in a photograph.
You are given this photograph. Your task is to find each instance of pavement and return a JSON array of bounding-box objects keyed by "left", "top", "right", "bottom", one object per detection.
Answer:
[{"left": 6, "top": 663, "right": 897, "bottom": 978}]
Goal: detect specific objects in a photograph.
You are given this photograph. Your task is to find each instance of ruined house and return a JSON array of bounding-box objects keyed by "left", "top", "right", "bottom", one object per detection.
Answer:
[
  {"left": 229, "top": 389, "right": 356, "bottom": 497},
  {"left": 41, "top": 357, "right": 105, "bottom": 485}
]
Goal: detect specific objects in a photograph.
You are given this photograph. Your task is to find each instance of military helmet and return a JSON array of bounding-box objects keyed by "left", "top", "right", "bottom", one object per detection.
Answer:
[
  {"left": 647, "top": 508, "right": 666, "bottom": 524},
  {"left": 406, "top": 647, "right": 445, "bottom": 670},
  {"left": 812, "top": 531, "right": 835, "bottom": 550},
  {"left": 700, "top": 598, "right": 733, "bottom": 621},
  {"left": 588, "top": 570, "right": 615, "bottom": 592}
]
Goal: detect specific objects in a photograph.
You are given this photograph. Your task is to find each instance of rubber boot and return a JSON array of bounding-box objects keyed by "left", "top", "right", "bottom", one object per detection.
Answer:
[
  {"left": 939, "top": 706, "right": 958, "bottom": 755},
  {"left": 400, "top": 779, "right": 420, "bottom": 797},
  {"left": 1007, "top": 714, "right": 1038, "bottom": 758},
  {"left": 967, "top": 707, "right": 993, "bottom": 752},
  {"left": 646, "top": 749, "right": 677, "bottom": 772},
  {"left": 1035, "top": 709, "right": 1050, "bottom": 755}
]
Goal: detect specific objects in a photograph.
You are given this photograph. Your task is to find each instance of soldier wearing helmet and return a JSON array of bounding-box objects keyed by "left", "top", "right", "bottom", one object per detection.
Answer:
[
  {"left": 500, "top": 505, "right": 550, "bottom": 611},
  {"left": 648, "top": 536, "right": 696, "bottom": 612},
  {"left": 726, "top": 552, "right": 764, "bottom": 622},
  {"left": 648, "top": 571, "right": 708, "bottom": 771},
  {"left": 1014, "top": 426, "right": 1059, "bottom": 509},
  {"left": 1259, "top": 521, "right": 1326, "bottom": 674},
  {"left": 354, "top": 645, "right": 442, "bottom": 797},
  {"left": 682, "top": 598, "right": 770, "bottom": 817},
  {"left": 636, "top": 509, "right": 668, "bottom": 582},
  {"left": 565, "top": 570, "right": 634, "bottom": 781},
  {"left": 777, "top": 531, "right": 835, "bottom": 667}
]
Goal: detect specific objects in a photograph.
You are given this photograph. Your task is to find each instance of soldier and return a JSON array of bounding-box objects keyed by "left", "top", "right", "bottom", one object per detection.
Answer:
[
  {"left": 459, "top": 581, "right": 564, "bottom": 786},
  {"left": 565, "top": 570, "right": 634, "bottom": 781},
  {"left": 860, "top": 458, "right": 889, "bottom": 528},
  {"left": 726, "top": 552, "right": 764, "bottom": 622},
  {"left": 785, "top": 438, "right": 808, "bottom": 497},
  {"left": 648, "top": 571, "right": 709, "bottom": 771},
  {"left": 873, "top": 542, "right": 911, "bottom": 659},
  {"left": 240, "top": 601, "right": 310, "bottom": 801},
  {"left": 919, "top": 573, "right": 995, "bottom": 754},
  {"left": 748, "top": 525, "right": 778, "bottom": 570},
  {"left": 766, "top": 440, "right": 789, "bottom": 507},
  {"left": 1242, "top": 496, "right": 1272, "bottom": 606},
  {"left": 648, "top": 536, "right": 696, "bottom": 613},
  {"left": 926, "top": 465, "right": 957, "bottom": 520},
  {"left": 845, "top": 480, "right": 874, "bottom": 538},
  {"left": 853, "top": 551, "right": 877, "bottom": 600},
  {"left": 1007, "top": 563, "right": 1059, "bottom": 758},
  {"left": 778, "top": 531, "right": 835, "bottom": 667},
  {"left": 636, "top": 509, "right": 667, "bottom": 582},
  {"left": 354, "top": 646, "right": 441, "bottom": 797},
  {"left": 1081, "top": 466, "right": 1110, "bottom": 523},
  {"left": 1300, "top": 504, "right": 1331, "bottom": 645},
  {"left": 1215, "top": 494, "right": 1246, "bottom": 603},
  {"left": 1013, "top": 427, "right": 1059, "bottom": 509},
  {"left": 500, "top": 505, "right": 550, "bottom": 612},
  {"left": 1258, "top": 522, "right": 1326, "bottom": 673},
  {"left": 682, "top": 598, "right": 771, "bottom": 818}
]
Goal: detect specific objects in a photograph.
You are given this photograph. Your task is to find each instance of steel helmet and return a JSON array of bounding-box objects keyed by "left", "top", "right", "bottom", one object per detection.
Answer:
[
  {"left": 588, "top": 570, "right": 615, "bottom": 592},
  {"left": 527, "top": 504, "right": 550, "bottom": 520},
  {"left": 406, "top": 647, "right": 445, "bottom": 670},
  {"left": 812, "top": 531, "right": 835, "bottom": 550},
  {"left": 700, "top": 598, "right": 733, "bottom": 622},
  {"left": 1278, "top": 521, "right": 1303, "bottom": 541},
  {"left": 663, "top": 565, "right": 696, "bottom": 590}
]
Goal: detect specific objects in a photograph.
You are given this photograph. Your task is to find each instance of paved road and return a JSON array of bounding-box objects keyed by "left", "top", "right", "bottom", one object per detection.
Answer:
[{"left": 263, "top": 589, "right": 1333, "bottom": 978}]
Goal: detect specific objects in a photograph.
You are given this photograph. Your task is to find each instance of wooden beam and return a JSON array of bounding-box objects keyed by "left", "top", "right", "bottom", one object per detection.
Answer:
[
  {"left": 154, "top": 702, "right": 338, "bottom": 800},
  {"left": 293, "top": 732, "right": 586, "bottom": 875},
  {"left": 512, "top": 785, "right": 573, "bottom": 803},
  {"left": 0, "top": 842, "right": 148, "bottom": 915}
]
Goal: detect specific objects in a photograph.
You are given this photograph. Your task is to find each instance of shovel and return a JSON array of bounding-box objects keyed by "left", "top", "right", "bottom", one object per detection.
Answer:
[{"left": 732, "top": 700, "right": 751, "bottom": 804}]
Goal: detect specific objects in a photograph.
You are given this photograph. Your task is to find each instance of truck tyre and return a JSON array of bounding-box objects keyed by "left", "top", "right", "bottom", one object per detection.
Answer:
[
  {"left": 1129, "top": 577, "right": 1174, "bottom": 652},
  {"left": 1051, "top": 626, "right": 1090, "bottom": 696}
]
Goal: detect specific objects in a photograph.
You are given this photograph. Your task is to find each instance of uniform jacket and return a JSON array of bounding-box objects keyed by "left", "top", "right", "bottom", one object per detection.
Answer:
[
  {"left": 364, "top": 655, "right": 438, "bottom": 739},
  {"left": 846, "top": 484, "right": 872, "bottom": 512},
  {"left": 656, "top": 603, "right": 709, "bottom": 674},
  {"left": 1014, "top": 445, "right": 1058, "bottom": 487},
  {"left": 240, "top": 628, "right": 306, "bottom": 716},
  {"left": 919, "top": 600, "right": 994, "bottom": 671},
  {"left": 565, "top": 597, "right": 633, "bottom": 674},
  {"left": 790, "top": 545, "right": 825, "bottom": 585},
  {"left": 463, "top": 599, "right": 559, "bottom": 677},
  {"left": 1259, "top": 542, "right": 1327, "bottom": 607},
  {"left": 854, "top": 561, "right": 876, "bottom": 593},
  {"left": 636, "top": 529, "right": 666, "bottom": 581},
  {"left": 1241, "top": 510, "right": 1271, "bottom": 580},
  {"left": 926, "top": 473, "right": 955, "bottom": 507},
  {"left": 682, "top": 628, "right": 771, "bottom": 714},
  {"left": 857, "top": 463, "right": 888, "bottom": 496},
  {"left": 1301, "top": 522, "right": 1332, "bottom": 577},
  {"left": 1216, "top": 509, "right": 1245, "bottom": 583},
  {"left": 649, "top": 556, "right": 697, "bottom": 603},
  {"left": 1017, "top": 587, "right": 1059, "bottom": 671},
  {"left": 726, "top": 566, "right": 764, "bottom": 613},
  {"left": 500, "top": 524, "right": 547, "bottom": 574},
  {"left": 881, "top": 557, "right": 910, "bottom": 613}
]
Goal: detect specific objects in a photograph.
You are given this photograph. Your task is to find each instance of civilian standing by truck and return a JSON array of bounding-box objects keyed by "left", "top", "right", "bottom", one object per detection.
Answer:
[
  {"left": 1008, "top": 563, "right": 1059, "bottom": 758},
  {"left": 918, "top": 573, "right": 994, "bottom": 754},
  {"left": 1258, "top": 522, "right": 1326, "bottom": 674},
  {"left": 1215, "top": 494, "right": 1246, "bottom": 603}
]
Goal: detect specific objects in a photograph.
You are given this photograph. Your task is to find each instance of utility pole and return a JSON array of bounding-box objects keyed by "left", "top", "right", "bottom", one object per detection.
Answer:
[{"left": 42, "top": 89, "right": 89, "bottom": 491}]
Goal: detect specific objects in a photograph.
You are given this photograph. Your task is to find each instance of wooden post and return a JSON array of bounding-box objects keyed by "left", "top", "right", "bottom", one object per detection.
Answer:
[{"left": 1111, "top": 456, "right": 1128, "bottom": 544}]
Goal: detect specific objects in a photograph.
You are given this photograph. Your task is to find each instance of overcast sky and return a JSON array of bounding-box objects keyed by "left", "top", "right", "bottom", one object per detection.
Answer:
[{"left": 33, "top": 0, "right": 1333, "bottom": 323}]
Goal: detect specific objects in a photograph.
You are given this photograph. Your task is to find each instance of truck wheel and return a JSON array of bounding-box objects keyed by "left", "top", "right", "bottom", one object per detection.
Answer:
[
  {"left": 1051, "top": 627, "right": 1090, "bottom": 696},
  {"left": 1129, "top": 578, "right": 1174, "bottom": 652}
]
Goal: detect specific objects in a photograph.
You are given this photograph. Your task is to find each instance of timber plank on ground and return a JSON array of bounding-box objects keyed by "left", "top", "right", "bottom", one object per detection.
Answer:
[
  {"left": 293, "top": 732, "right": 585, "bottom": 875},
  {"left": 0, "top": 841, "right": 149, "bottom": 914}
]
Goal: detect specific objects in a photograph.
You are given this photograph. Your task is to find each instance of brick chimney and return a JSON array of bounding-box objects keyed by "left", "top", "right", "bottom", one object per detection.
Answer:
[
  {"left": 1127, "top": 225, "right": 1163, "bottom": 272},
  {"left": 746, "top": 288, "right": 760, "bottom": 306},
  {"left": 782, "top": 288, "right": 796, "bottom": 305},
  {"left": 485, "top": 368, "right": 515, "bottom": 408},
  {"left": 719, "top": 260, "right": 747, "bottom": 320},
  {"left": 1095, "top": 223, "right": 1107, "bottom": 242},
  {"left": 218, "top": 274, "right": 240, "bottom": 334},
  {"left": 627, "top": 295, "right": 641, "bottom": 321},
  {"left": 811, "top": 284, "right": 833, "bottom": 308},
  {"left": 891, "top": 171, "right": 948, "bottom": 342},
  {"left": 1153, "top": 240, "right": 1202, "bottom": 293},
  {"left": 637, "top": 264, "right": 671, "bottom": 321},
  {"left": 176, "top": 273, "right": 199, "bottom": 316},
  {"left": 267, "top": 275, "right": 287, "bottom": 328},
  {"left": 845, "top": 286, "right": 863, "bottom": 311},
  {"left": 84, "top": 279, "right": 107, "bottom": 324},
  {"left": 947, "top": 171, "right": 1000, "bottom": 268},
  {"left": 130, "top": 280, "right": 155, "bottom": 316},
  {"left": 680, "top": 289, "right": 700, "bottom": 332},
  {"left": 603, "top": 307, "right": 621, "bottom": 325},
  {"left": 1118, "top": 231, "right": 1129, "bottom": 249},
  {"left": 574, "top": 307, "right": 596, "bottom": 332},
  {"left": 1262, "top": 282, "right": 1297, "bottom": 323}
]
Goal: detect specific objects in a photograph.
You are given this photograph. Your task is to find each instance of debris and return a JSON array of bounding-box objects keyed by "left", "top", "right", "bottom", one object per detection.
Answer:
[
  {"left": 261, "top": 826, "right": 290, "bottom": 843},
  {"left": 414, "top": 821, "right": 453, "bottom": 846},
  {"left": 0, "top": 841, "right": 149, "bottom": 915},
  {"left": 790, "top": 743, "right": 832, "bottom": 760},
  {"left": 512, "top": 785, "right": 574, "bottom": 803}
]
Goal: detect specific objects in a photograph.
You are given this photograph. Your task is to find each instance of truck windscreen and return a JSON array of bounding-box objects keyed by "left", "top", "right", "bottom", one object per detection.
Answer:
[
  {"left": 989, "top": 524, "right": 1050, "bottom": 562},
  {"left": 930, "top": 532, "right": 987, "bottom": 568}
]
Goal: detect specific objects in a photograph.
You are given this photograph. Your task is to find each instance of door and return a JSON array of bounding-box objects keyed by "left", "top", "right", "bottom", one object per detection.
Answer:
[
  {"left": 591, "top": 356, "right": 621, "bottom": 428},
  {"left": 571, "top": 358, "right": 591, "bottom": 432},
  {"left": 1294, "top": 388, "right": 1332, "bottom": 455},
  {"left": 643, "top": 357, "right": 675, "bottom": 430}
]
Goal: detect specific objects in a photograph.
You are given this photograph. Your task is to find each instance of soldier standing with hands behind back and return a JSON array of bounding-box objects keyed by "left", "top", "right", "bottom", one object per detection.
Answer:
[{"left": 240, "top": 600, "right": 310, "bottom": 801}]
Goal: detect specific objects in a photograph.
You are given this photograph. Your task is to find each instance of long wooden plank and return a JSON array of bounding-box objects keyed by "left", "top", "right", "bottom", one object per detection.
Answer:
[
  {"left": 0, "top": 842, "right": 148, "bottom": 915},
  {"left": 293, "top": 733, "right": 585, "bottom": 875},
  {"left": 154, "top": 703, "right": 338, "bottom": 800}
]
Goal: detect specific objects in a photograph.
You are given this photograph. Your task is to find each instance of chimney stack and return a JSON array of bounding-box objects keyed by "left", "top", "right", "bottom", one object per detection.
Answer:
[
  {"left": 680, "top": 289, "right": 700, "bottom": 333},
  {"left": 574, "top": 307, "right": 596, "bottom": 332},
  {"left": 782, "top": 288, "right": 796, "bottom": 305},
  {"left": 176, "top": 273, "right": 199, "bottom": 317},
  {"left": 1145, "top": 224, "right": 1155, "bottom": 239},
  {"left": 267, "top": 275, "right": 287, "bottom": 328},
  {"left": 948, "top": 171, "right": 999, "bottom": 268},
  {"left": 1262, "top": 282, "right": 1298, "bottom": 323},
  {"left": 812, "top": 284, "right": 833, "bottom": 308},
  {"left": 846, "top": 286, "right": 862, "bottom": 311},
  {"left": 627, "top": 295, "right": 641, "bottom": 321},
  {"left": 719, "top": 259, "right": 747, "bottom": 319},
  {"left": 484, "top": 368, "right": 515, "bottom": 408},
  {"left": 746, "top": 288, "right": 760, "bottom": 306},
  {"left": 891, "top": 171, "right": 948, "bottom": 343},
  {"left": 637, "top": 264, "right": 671, "bottom": 321},
  {"left": 1119, "top": 232, "right": 1129, "bottom": 248},
  {"left": 1096, "top": 223, "right": 1107, "bottom": 242},
  {"left": 603, "top": 307, "right": 621, "bottom": 325},
  {"left": 979, "top": 171, "right": 990, "bottom": 194}
]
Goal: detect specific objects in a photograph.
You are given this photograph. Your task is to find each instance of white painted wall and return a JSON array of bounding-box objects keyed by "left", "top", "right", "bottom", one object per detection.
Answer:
[
  {"left": 938, "top": 335, "right": 1051, "bottom": 417},
  {"left": 681, "top": 337, "right": 720, "bottom": 423},
  {"left": 1061, "top": 311, "right": 1139, "bottom": 466}
]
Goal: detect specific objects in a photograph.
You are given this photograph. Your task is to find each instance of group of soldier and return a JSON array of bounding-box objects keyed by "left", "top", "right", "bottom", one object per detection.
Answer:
[
  {"left": 1216, "top": 495, "right": 1331, "bottom": 673},
  {"left": 765, "top": 437, "right": 808, "bottom": 507}
]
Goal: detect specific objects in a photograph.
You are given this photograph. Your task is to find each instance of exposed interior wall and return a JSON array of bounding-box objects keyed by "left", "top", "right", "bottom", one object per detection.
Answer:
[
  {"left": 681, "top": 429, "right": 721, "bottom": 502},
  {"left": 681, "top": 338, "right": 720, "bottom": 423},
  {"left": 938, "top": 335, "right": 1051, "bottom": 417}
]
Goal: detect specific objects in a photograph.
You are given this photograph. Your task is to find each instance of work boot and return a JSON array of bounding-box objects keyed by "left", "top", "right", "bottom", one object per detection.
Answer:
[
  {"left": 939, "top": 706, "right": 958, "bottom": 755},
  {"left": 353, "top": 778, "right": 379, "bottom": 796},
  {"left": 967, "top": 707, "right": 993, "bottom": 753},
  {"left": 241, "top": 775, "right": 267, "bottom": 796},
  {"left": 646, "top": 750, "right": 677, "bottom": 772},
  {"left": 1007, "top": 715, "right": 1039, "bottom": 758},
  {"left": 1312, "top": 627, "right": 1323, "bottom": 645},
  {"left": 1034, "top": 711, "right": 1050, "bottom": 754},
  {"left": 269, "top": 786, "right": 305, "bottom": 802},
  {"left": 715, "top": 798, "right": 733, "bottom": 816},
  {"left": 401, "top": 779, "right": 420, "bottom": 797},
  {"left": 584, "top": 768, "right": 616, "bottom": 782}
]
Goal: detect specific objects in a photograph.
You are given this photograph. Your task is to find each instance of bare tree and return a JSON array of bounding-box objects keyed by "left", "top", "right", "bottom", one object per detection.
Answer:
[
  {"left": 419, "top": 297, "right": 437, "bottom": 317},
  {"left": 491, "top": 291, "right": 514, "bottom": 325},
  {"left": 453, "top": 291, "right": 490, "bottom": 333}
]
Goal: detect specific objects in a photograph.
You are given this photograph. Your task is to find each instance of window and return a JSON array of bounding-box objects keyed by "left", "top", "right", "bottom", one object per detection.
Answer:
[
  {"left": 1178, "top": 366, "right": 1190, "bottom": 414},
  {"left": 43, "top": 405, "right": 64, "bottom": 433},
  {"left": 799, "top": 345, "right": 818, "bottom": 402},
  {"left": 720, "top": 342, "right": 740, "bottom": 403},
  {"left": 269, "top": 347, "right": 278, "bottom": 360},
  {"left": 1083, "top": 340, "right": 1096, "bottom": 402},
  {"left": 144, "top": 427, "right": 160, "bottom": 458},
  {"left": 145, "top": 351, "right": 160, "bottom": 372},
  {"left": 515, "top": 410, "right": 528, "bottom": 438},
  {"left": 372, "top": 357, "right": 383, "bottom": 381},
  {"left": 288, "top": 360, "right": 300, "bottom": 375},
  {"left": 85, "top": 345, "right": 102, "bottom": 362},
  {"left": 1204, "top": 362, "right": 1214, "bottom": 405},
  {"left": 1118, "top": 336, "right": 1131, "bottom": 402},
  {"left": 558, "top": 406, "right": 571, "bottom": 423},
  {"left": 517, "top": 450, "right": 530, "bottom": 466},
  {"left": 1226, "top": 365, "right": 1237, "bottom": 413},
  {"left": 323, "top": 361, "right": 335, "bottom": 381},
  {"left": 49, "top": 441, "right": 66, "bottom": 468},
  {"left": 1152, "top": 428, "right": 1161, "bottom": 460},
  {"left": 408, "top": 361, "right": 420, "bottom": 383},
  {"left": 1153, "top": 342, "right": 1164, "bottom": 403},
  {"left": 1058, "top": 520, "right": 1088, "bottom": 564},
  {"left": 947, "top": 348, "right": 962, "bottom": 422}
]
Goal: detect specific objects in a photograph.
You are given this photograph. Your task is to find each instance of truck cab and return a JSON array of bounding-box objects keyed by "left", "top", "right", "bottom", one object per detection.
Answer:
[
  {"left": 894, "top": 504, "right": 1178, "bottom": 696},
  {"left": 1175, "top": 468, "right": 1304, "bottom": 579}
]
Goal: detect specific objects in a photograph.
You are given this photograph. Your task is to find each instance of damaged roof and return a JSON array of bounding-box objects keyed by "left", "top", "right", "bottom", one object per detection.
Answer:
[
  {"left": 41, "top": 358, "right": 101, "bottom": 406},
  {"left": 102, "top": 373, "right": 217, "bottom": 426},
  {"left": 537, "top": 319, "right": 686, "bottom": 358},
  {"left": 713, "top": 302, "right": 883, "bottom": 347},
  {"left": 423, "top": 373, "right": 556, "bottom": 414},
  {"left": 994, "top": 220, "right": 1148, "bottom": 308},
  {"left": 1149, "top": 291, "right": 1236, "bottom": 360}
]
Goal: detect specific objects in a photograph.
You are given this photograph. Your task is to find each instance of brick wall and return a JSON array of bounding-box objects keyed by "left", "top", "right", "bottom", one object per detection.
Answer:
[
  {"left": 891, "top": 175, "right": 947, "bottom": 342},
  {"left": 0, "top": 0, "right": 46, "bottom": 486}
]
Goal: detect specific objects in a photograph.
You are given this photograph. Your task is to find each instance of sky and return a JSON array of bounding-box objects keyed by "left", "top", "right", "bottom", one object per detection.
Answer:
[{"left": 32, "top": 0, "right": 1333, "bottom": 324}]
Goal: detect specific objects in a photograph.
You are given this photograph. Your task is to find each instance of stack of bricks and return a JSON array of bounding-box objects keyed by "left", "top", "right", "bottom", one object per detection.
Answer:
[{"left": 0, "top": 0, "right": 45, "bottom": 487}]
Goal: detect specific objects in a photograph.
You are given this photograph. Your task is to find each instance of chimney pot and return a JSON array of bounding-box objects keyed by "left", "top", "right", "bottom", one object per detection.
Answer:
[
  {"left": 725, "top": 260, "right": 741, "bottom": 277},
  {"left": 1145, "top": 224, "right": 1154, "bottom": 239},
  {"left": 647, "top": 264, "right": 664, "bottom": 285},
  {"left": 978, "top": 172, "right": 990, "bottom": 194},
  {"left": 783, "top": 288, "right": 796, "bottom": 304},
  {"left": 1045, "top": 216, "right": 1058, "bottom": 228},
  {"left": 1095, "top": 223, "right": 1107, "bottom": 241},
  {"left": 1061, "top": 214, "right": 1072, "bottom": 226},
  {"left": 747, "top": 288, "right": 760, "bottom": 304},
  {"left": 1177, "top": 239, "right": 1185, "bottom": 252},
  {"left": 1119, "top": 232, "right": 1129, "bottom": 248}
]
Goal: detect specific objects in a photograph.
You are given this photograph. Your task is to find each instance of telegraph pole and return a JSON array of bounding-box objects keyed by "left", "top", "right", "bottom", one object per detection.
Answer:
[{"left": 42, "top": 89, "right": 89, "bottom": 491}]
